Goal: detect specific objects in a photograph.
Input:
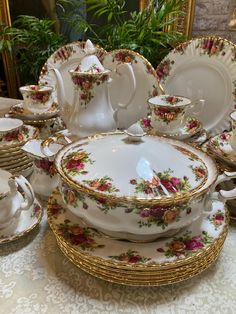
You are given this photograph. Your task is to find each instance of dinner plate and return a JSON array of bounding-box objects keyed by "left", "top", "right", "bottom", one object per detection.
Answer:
[
  {"left": 102, "top": 49, "right": 163, "bottom": 129},
  {"left": 156, "top": 37, "right": 236, "bottom": 136},
  {"left": 48, "top": 189, "right": 227, "bottom": 274},
  {"left": 38, "top": 41, "right": 106, "bottom": 107}
]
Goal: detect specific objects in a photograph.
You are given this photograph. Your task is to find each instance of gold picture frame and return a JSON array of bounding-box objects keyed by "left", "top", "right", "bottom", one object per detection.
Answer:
[
  {"left": 139, "top": 0, "right": 196, "bottom": 39},
  {"left": 0, "top": 0, "right": 18, "bottom": 98}
]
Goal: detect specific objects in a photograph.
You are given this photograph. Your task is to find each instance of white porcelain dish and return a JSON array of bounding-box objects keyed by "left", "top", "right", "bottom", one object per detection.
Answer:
[
  {"left": 156, "top": 37, "right": 236, "bottom": 136},
  {"left": 55, "top": 132, "right": 236, "bottom": 241}
]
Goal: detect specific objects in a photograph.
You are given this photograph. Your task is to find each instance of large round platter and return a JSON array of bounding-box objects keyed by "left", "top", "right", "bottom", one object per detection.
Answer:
[
  {"left": 47, "top": 189, "right": 228, "bottom": 285},
  {"left": 55, "top": 132, "right": 216, "bottom": 206},
  {"left": 102, "top": 49, "right": 163, "bottom": 129},
  {"left": 38, "top": 41, "right": 106, "bottom": 107},
  {"left": 156, "top": 37, "right": 236, "bottom": 136}
]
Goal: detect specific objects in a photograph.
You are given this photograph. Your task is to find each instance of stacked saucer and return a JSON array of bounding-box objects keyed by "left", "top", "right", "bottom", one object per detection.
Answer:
[
  {"left": 0, "top": 118, "right": 39, "bottom": 175},
  {"left": 48, "top": 190, "right": 228, "bottom": 286}
]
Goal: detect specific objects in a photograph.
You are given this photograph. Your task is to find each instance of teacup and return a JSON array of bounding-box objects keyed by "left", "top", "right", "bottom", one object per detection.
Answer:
[
  {"left": 229, "top": 111, "right": 236, "bottom": 151},
  {"left": 0, "top": 118, "right": 23, "bottom": 141},
  {"left": 0, "top": 169, "right": 35, "bottom": 229},
  {"left": 19, "top": 85, "right": 53, "bottom": 114},
  {"left": 148, "top": 95, "right": 197, "bottom": 134}
]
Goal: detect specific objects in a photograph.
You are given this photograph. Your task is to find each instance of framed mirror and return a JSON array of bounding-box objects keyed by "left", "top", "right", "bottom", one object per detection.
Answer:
[{"left": 139, "top": 0, "right": 196, "bottom": 39}]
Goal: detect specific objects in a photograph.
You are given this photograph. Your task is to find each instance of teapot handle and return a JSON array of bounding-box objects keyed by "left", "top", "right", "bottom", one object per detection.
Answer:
[
  {"left": 204, "top": 171, "right": 236, "bottom": 211},
  {"left": 113, "top": 63, "right": 137, "bottom": 124},
  {"left": 10, "top": 175, "right": 35, "bottom": 211},
  {"left": 41, "top": 133, "right": 72, "bottom": 158}
]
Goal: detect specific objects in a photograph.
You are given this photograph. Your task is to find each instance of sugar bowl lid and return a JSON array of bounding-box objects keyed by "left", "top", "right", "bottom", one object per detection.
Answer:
[{"left": 55, "top": 132, "right": 215, "bottom": 205}]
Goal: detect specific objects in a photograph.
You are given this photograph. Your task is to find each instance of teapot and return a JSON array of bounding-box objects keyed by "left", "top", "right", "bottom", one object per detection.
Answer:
[{"left": 53, "top": 40, "right": 137, "bottom": 137}]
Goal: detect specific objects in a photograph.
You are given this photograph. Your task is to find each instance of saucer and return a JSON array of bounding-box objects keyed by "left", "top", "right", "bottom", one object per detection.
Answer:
[
  {"left": 0, "top": 125, "right": 38, "bottom": 149},
  {"left": 48, "top": 190, "right": 228, "bottom": 272},
  {"left": 0, "top": 198, "right": 43, "bottom": 244},
  {"left": 207, "top": 132, "right": 236, "bottom": 167},
  {"left": 9, "top": 102, "right": 59, "bottom": 120},
  {"left": 140, "top": 116, "right": 202, "bottom": 140}
]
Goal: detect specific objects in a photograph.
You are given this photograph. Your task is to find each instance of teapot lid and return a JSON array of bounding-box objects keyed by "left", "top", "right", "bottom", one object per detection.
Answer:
[
  {"left": 55, "top": 132, "right": 215, "bottom": 206},
  {"left": 75, "top": 40, "right": 106, "bottom": 73}
]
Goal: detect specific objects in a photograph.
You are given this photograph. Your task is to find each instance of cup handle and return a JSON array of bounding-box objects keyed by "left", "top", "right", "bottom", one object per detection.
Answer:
[
  {"left": 204, "top": 171, "right": 236, "bottom": 211},
  {"left": 188, "top": 99, "right": 205, "bottom": 117},
  {"left": 11, "top": 175, "right": 35, "bottom": 211},
  {"left": 112, "top": 63, "right": 137, "bottom": 123},
  {"left": 41, "top": 133, "right": 71, "bottom": 158}
]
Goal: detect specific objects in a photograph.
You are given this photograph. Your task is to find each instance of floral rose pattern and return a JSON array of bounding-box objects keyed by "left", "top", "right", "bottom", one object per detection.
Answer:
[
  {"left": 210, "top": 132, "right": 231, "bottom": 157},
  {"left": 208, "top": 210, "right": 225, "bottom": 230},
  {"left": 27, "top": 89, "right": 50, "bottom": 104},
  {"left": 140, "top": 117, "right": 152, "bottom": 131},
  {"left": 63, "top": 149, "right": 94, "bottom": 176},
  {"left": 58, "top": 221, "right": 104, "bottom": 251},
  {"left": 113, "top": 51, "right": 137, "bottom": 64},
  {"left": 53, "top": 46, "right": 75, "bottom": 63},
  {"left": 157, "top": 230, "right": 213, "bottom": 259},
  {"left": 34, "top": 159, "right": 57, "bottom": 177},
  {"left": 48, "top": 200, "right": 65, "bottom": 217},
  {"left": 134, "top": 203, "right": 192, "bottom": 228},
  {"left": 174, "top": 42, "right": 190, "bottom": 54},
  {"left": 61, "top": 184, "right": 88, "bottom": 210},
  {"left": 72, "top": 73, "right": 109, "bottom": 107},
  {"left": 109, "top": 250, "right": 151, "bottom": 264},
  {"left": 197, "top": 38, "right": 226, "bottom": 57},
  {"left": 0, "top": 126, "right": 29, "bottom": 144},
  {"left": 183, "top": 117, "right": 200, "bottom": 133},
  {"left": 156, "top": 59, "right": 174, "bottom": 82},
  {"left": 83, "top": 176, "right": 119, "bottom": 193},
  {"left": 31, "top": 204, "right": 42, "bottom": 218},
  {"left": 153, "top": 106, "right": 183, "bottom": 124},
  {"left": 163, "top": 96, "right": 183, "bottom": 105},
  {"left": 130, "top": 169, "right": 191, "bottom": 196},
  {"left": 190, "top": 165, "right": 207, "bottom": 182}
]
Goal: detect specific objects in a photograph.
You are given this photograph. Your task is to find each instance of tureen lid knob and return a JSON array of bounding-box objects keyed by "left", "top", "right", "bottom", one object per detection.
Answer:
[{"left": 124, "top": 123, "right": 146, "bottom": 142}]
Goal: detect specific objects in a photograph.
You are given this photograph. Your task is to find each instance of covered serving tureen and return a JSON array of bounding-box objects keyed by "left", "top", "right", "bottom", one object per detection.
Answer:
[{"left": 55, "top": 132, "right": 236, "bottom": 241}]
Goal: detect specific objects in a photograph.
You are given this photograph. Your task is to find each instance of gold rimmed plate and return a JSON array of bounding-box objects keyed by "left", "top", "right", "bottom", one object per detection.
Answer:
[{"left": 47, "top": 190, "right": 228, "bottom": 272}]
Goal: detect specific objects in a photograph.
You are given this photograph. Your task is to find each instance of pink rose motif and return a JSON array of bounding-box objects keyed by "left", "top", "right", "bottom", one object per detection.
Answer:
[
  {"left": 142, "top": 118, "right": 151, "bottom": 128},
  {"left": 128, "top": 255, "right": 141, "bottom": 263},
  {"left": 170, "top": 177, "right": 181, "bottom": 187},
  {"left": 161, "top": 179, "right": 176, "bottom": 193},
  {"left": 130, "top": 179, "right": 137, "bottom": 185},
  {"left": 66, "top": 159, "right": 84, "bottom": 171},
  {"left": 214, "top": 213, "right": 224, "bottom": 224},
  {"left": 185, "top": 236, "right": 204, "bottom": 250}
]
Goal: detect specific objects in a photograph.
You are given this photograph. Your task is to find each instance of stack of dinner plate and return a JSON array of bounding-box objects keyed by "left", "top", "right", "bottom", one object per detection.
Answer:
[{"left": 0, "top": 117, "right": 38, "bottom": 175}]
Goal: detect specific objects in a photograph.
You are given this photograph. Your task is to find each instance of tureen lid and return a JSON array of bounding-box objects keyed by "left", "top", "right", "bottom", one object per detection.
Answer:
[
  {"left": 55, "top": 133, "right": 215, "bottom": 205},
  {"left": 74, "top": 39, "right": 106, "bottom": 73}
]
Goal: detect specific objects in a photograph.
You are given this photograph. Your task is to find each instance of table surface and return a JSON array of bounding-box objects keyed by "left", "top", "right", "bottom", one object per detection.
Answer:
[{"left": 1, "top": 97, "right": 236, "bottom": 314}]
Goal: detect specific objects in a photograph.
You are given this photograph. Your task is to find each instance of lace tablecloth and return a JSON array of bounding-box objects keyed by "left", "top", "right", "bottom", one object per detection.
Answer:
[{"left": 1, "top": 98, "right": 236, "bottom": 313}]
